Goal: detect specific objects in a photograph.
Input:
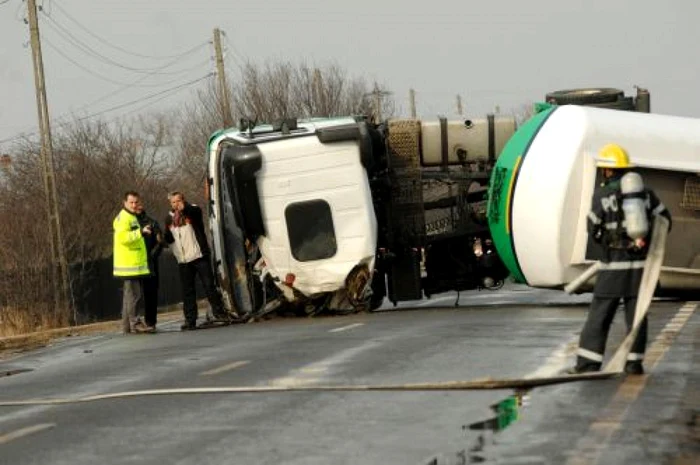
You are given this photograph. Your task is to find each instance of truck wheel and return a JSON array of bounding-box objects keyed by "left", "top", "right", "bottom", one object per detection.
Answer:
[
  {"left": 588, "top": 96, "right": 636, "bottom": 111},
  {"left": 545, "top": 88, "right": 623, "bottom": 105}
]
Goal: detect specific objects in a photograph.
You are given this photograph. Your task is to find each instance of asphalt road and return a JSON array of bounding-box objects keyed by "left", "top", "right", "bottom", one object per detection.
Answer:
[{"left": 0, "top": 286, "right": 697, "bottom": 465}]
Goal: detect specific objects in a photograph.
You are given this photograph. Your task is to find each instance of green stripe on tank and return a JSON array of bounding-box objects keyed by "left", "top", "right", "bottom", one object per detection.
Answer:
[{"left": 486, "top": 106, "right": 557, "bottom": 284}]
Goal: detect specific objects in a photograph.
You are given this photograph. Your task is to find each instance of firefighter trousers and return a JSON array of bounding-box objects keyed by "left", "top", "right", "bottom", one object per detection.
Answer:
[{"left": 575, "top": 296, "right": 648, "bottom": 369}]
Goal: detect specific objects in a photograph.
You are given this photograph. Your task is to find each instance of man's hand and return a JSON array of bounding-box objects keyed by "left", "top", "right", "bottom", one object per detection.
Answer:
[
  {"left": 142, "top": 225, "right": 152, "bottom": 235},
  {"left": 633, "top": 237, "right": 646, "bottom": 249}
]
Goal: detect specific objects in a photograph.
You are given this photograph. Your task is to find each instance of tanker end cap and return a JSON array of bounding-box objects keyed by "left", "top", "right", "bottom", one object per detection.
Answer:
[{"left": 595, "top": 143, "right": 634, "bottom": 169}]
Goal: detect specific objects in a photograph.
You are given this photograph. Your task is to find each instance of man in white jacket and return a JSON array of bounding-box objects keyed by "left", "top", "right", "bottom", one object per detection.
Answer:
[{"left": 164, "top": 192, "right": 229, "bottom": 330}]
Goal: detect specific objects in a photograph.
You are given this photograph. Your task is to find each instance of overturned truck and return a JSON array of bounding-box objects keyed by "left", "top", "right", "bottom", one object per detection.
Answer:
[
  {"left": 207, "top": 86, "right": 700, "bottom": 318},
  {"left": 206, "top": 114, "right": 515, "bottom": 317}
]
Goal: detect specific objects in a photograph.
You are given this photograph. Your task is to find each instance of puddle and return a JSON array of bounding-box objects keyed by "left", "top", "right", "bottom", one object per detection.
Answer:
[{"left": 425, "top": 390, "right": 531, "bottom": 464}]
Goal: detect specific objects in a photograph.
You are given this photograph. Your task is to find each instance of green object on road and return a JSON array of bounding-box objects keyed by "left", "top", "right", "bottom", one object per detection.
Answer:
[{"left": 494, "top": 395, "right": 520, "bottom": 431}]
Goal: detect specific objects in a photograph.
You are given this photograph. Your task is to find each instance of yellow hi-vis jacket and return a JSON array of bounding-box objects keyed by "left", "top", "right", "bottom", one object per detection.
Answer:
[{"left": 113, "top": 209, "right": 150, "bottom": 278}]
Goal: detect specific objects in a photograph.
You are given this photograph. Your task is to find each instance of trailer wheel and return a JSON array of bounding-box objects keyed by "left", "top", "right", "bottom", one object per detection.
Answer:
[{"left": 546, "top": 88, "right": 623, "bottom": 105}]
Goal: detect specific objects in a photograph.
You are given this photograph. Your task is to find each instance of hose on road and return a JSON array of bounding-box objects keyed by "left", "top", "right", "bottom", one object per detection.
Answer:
[{"left": 0, "top": 371, "right": 617, "bottom": 407}]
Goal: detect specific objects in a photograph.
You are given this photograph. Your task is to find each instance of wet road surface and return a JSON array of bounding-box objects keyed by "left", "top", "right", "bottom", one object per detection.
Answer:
[{"left": 0, "top": 285, "right": 697, "bottom": 464}]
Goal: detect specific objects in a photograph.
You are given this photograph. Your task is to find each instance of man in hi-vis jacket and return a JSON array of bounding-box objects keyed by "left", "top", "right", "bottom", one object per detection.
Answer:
[
  {"left": 571, "top": 144, "right": 671, "bottom": 375},
  {"left": 113, "top": 191, "right": 153, "bottom": 334},
  {"left": 164, "top": 191, "right": 228, "bottom": 330}
]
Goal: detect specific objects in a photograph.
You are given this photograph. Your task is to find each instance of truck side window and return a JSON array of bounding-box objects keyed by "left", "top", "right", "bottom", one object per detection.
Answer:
[{"left": 285, "top": 200, "right": 337, "bottom": 262}]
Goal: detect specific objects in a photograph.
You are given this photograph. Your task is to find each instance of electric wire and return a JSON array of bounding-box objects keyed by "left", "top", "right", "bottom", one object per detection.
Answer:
[
  {"left": 51, "top": 1, "right": 204, "bottom": 60},
  {"left": 113, "top": 74, "right": 217, "bottom": 120},
  {"left": 43, "top": 35, "right": 213, "bottom": 88},
  {"left": 42, "top": 12, "right": 207, "bottom": 75},
  {"left": 0, "top": 74, "right": 212, "bottom": 145},
  {"left": 63, "top": 74, "right": 213, "bottom": 122}
]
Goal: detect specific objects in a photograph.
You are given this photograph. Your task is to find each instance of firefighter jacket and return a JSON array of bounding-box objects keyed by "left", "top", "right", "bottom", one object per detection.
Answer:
[
  {"left": 164, "top": 203, "right": 209, "bottom": 264},
  {"left": 587, "top": 178, "right": 672, "bottom": 297},
  {"left": 113, "top": 208, "right": 151, "bottom": 278}
]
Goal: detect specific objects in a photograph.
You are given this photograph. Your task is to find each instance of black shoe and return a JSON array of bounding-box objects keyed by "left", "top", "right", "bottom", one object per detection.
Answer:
[
  {"left": 566, "top": 364, "right": 601, "bottom": 375},
  {"left": 624, "top": 361, "right": 644, "bottom": 375},
  {"left": 180, "top": 322, "right": 197, "bottom": 331}
]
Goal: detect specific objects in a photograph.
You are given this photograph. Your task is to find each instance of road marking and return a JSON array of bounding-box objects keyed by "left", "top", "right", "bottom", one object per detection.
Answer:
[
  {"left": 270, "top": 340, "right": 382, "bottom": 387},
  {"left": 525, "top": 338, "right": 579, "bottom": 379},
  {"left": 200, "top": 360, "right": 250, "bottom": 376},
  {"left": 0, "top": 423, "right": 55, "bottom": 445},
  {"left": 329, "top": 323, "right": 365, "bottom": 333},
  {"left": 565, "top": 302, "right": 698, "bottom": 465}
]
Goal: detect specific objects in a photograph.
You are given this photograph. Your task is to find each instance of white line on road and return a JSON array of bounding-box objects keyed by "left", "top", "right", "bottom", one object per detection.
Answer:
[
  {"left": 200, "top": 360, "right": 250, "bottom": 376},
  {"left": 525, "top": 337, "right": 579, "bottom": 379},
  {"left": 329, "top": 323, "right": 365, "bottom": 333},
  {"left": 269, "top": 340, "right": 383, "bottom": 387},
  {"left": 565, "top": 301, "right": 698, "bottom": 465},
  {"left": 0, "top": 423, "right": 55, "bottom": 445}
]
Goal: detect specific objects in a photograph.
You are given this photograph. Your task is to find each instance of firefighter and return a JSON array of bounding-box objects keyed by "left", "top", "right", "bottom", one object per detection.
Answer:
[{"left": 571, "top": 144, "right": 671, "bottom": 375}]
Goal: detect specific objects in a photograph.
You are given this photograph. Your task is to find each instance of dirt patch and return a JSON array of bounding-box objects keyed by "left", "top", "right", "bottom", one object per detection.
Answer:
[{"left": 0, "top": 305, "right": 187, "bottom": 356}]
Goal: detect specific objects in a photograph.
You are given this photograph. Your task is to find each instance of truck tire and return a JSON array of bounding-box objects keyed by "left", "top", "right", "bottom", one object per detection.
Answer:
[
  {"left": 546, "top": 88, "right": 623, "bottom": 105},
  {"left": 588, "top": 96, "right": 636, "bottom": 111}
]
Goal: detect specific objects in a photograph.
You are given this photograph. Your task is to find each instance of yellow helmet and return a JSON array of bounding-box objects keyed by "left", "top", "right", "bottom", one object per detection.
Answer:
[{"left": 596, "top": 143, "right": 634, "bottom": 169}]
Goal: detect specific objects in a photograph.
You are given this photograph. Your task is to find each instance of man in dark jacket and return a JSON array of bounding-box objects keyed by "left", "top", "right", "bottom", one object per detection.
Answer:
[
  {"left": 571, "top": 144, "right": 671, "bottom": 375},
  {"left": 135, "top": 199, "right": 163, "bottom": 332},
  {"left": 164, "top": 191, "right": 229, "bottom": 330}
]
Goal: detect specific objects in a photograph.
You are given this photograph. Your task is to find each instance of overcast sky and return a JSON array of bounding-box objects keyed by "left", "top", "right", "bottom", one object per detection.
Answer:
[{"left": 0, "top": 0, "right": 697, "bottom": 151}]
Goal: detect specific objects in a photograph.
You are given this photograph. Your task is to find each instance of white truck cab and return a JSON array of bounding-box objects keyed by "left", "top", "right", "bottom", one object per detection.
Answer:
[{"left": 207, "top": 118, "right": 382, "bottom": 316}]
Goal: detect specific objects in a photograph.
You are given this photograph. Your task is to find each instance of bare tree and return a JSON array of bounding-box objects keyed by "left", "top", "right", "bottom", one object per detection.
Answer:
[
  {"left": 171, "top": 61, "right": 395, "bottom": 207},
  {"left": 0, "top": 116, "right": 176, "bottom": 333},
  {"left": 511, "top": 102, "right": 535, "bottom": 126},
  {"left": 231, "top": 60, "right": 393, "bottom": 122}
]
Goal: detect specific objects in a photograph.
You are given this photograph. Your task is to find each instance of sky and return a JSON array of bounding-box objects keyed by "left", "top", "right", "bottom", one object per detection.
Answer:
[{"left": 0, "top": 0, "right": 697, "bottom": 152}]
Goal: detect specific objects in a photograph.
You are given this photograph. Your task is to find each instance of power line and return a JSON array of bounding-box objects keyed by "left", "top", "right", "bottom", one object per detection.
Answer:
[
  {"left": 51, "top": 1, "right": 205, "bottom": 61},
  {"left": 42, "top": 38, "right": 150, "bottom": 87},
  {"left": 44, "top": 36, "right": 212, "bottom": 88},
  {"left": 77, "top": 54, "right": 214, "bottom": 111},
  {"left": 41, "top": 12, "right": 204, "bottom": 75},
  {"left": 119, "top": 74, "right": 217, "bottom": 119},
  {"left": 0, "top": 74, "right": 213, "bottom": 145},
  {"left": 74, "top": 74, "right": 214, "bottom": 121}
]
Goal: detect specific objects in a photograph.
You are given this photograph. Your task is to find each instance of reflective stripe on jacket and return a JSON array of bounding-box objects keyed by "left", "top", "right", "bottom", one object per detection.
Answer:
[{"left": 113, "top": 209, "right": 150, "bottom": 277}]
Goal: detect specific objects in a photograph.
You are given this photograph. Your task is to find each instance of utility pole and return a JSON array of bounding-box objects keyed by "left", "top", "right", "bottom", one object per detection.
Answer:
[
  {"left": 456, "top": 94, "right": 463, "bottom": 116},
  {"left": 213, "top": 28, "right": 233, "bottom": 128},
  {"left": 27, "top": 0, "right": 70, "bottom": 317},
  {"left": 367, "top": 82, "right": 391, "bottom": 123},
  {"left": 409, "top": 88, "right": 416, "bottom": 118},
  {"left": 313, "top": 68, "right": 327, "bottom": 116}
]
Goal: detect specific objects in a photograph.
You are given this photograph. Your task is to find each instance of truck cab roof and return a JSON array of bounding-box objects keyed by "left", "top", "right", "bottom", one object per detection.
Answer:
[{"left": 208, "top": 116, "right": 361, "bottom": 148}]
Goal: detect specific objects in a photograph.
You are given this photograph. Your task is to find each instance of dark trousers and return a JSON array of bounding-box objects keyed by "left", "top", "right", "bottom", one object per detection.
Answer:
[
  {"left": 121, "top": 279, "right": 144, "bottom": 333},
  {"left": 143, "top": 275, "right": 159, "bottom": 327},
  {"left": 576, "top": 296, "right": 648, "bottom": 369},
  {"left": 179, "top": 256, "right": 225, "bottom": 324}
]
